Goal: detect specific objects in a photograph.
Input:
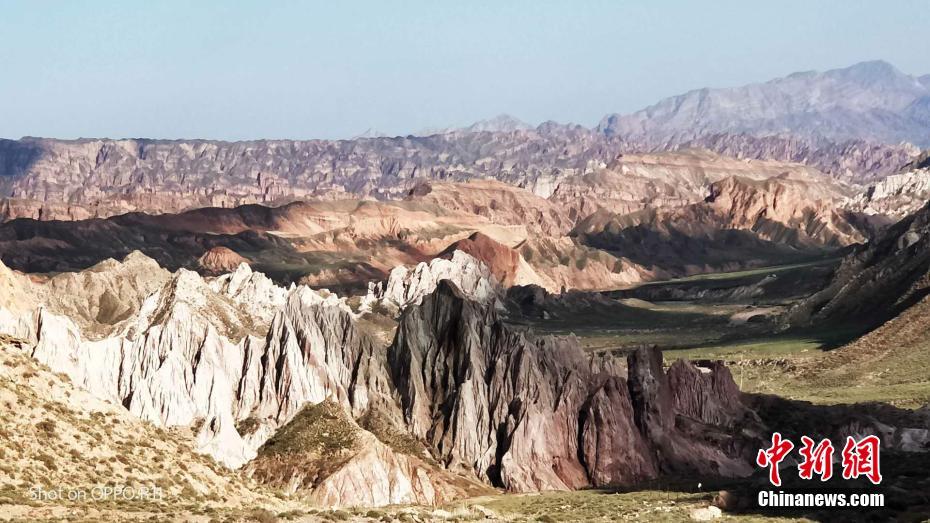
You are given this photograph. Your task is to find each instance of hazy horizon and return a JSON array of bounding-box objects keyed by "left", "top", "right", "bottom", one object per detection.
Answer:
[{"left": 2, "top": 0, "right": 929, "bottom": 141}]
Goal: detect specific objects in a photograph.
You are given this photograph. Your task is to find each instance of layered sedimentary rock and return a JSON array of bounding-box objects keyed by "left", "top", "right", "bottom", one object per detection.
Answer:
[
  {"left": 198, "top": 246, "right": 250, "bottom": 274},
  {"left": 1, "top": 143, "right": 902, "bottom": 293},
  {"left": 573, "top": 173, "right": 868, "bottom": 275},
  {"left": 848, "top": 167, "right": 930, "bottom": 219},
  {"left": 674, "top": 133, "right": 920, "bottom": 183},
  {"left": 407, "top": 180, "right": 574, "bottom": 236},
  {"left": 702, "top": 176, "right": 868, "bottom": 247},
  {"left": 0, "top": 180, "right": 635, "bottom": 291},
  {"left": 549, "top": 149, "right": 841, "bottom": 220},
  {"left": 387, "top": 280, "right": 761, "bottom": 491},
  {"left": 788, "top": 200, "right": 930, "bottom": 329},
  {"left": 0, "top": 128, "right": 619, "bottom": 220}
]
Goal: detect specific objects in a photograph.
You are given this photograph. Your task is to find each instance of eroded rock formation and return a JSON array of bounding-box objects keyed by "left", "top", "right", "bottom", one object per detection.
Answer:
[
  {"left": 388, "top": 280, "right": 762, "bottom": 491},
  {"left": 365, "top": 250, "right": 500, "bottom": 311},
  {"left": 788, "top": 200, "right": 930, "bottom": 328},
  {"left": 848, "top": 166, "right": 930, "bottom": 219},
  {"left": 3, "top": 248, "right": 923, "bottom": 509},
  {"left": 198, "top": 246, "right": 250, "bottom": 274}
]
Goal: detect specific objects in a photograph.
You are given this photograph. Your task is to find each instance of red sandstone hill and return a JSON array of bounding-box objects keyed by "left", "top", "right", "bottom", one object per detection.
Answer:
[
  {"left": 197, "top": 246, "right": 250, "bottom": 274},
  {"left": 440, "top": 232, "right": 522, "bottom": 286}
]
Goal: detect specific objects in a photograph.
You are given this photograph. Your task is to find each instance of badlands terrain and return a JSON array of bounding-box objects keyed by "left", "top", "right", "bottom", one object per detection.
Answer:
[{"left": 1, "top": 60, "right": 930, "bottom": 522}]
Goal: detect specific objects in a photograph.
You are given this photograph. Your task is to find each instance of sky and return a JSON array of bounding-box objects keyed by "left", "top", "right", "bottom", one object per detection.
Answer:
[{"left": 1, "top": 0, "right": 929, "bottom": 140}]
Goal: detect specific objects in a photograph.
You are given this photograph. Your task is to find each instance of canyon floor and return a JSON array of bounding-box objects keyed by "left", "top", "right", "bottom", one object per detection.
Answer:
[{"left": 515, "top": 258, "right": 928, "bottom": 408}]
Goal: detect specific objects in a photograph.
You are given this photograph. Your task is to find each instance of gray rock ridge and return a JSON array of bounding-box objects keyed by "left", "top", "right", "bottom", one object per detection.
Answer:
[
  {"left": 598, "top": 60, "right": 930, "bottom": 147},
  {"left": 387, "top": 279, "right": 762, "bottom": 492},
  {"left": 787, "top": 199, "right": 930, "bottom": 328}
]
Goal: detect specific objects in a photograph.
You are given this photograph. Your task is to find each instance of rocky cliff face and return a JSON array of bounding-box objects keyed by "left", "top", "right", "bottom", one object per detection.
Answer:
[
  {"left": 549, "top": 149, "right": 845, "bottom": 221},
  {"left": 702, "top": 176, "right": 868, "bottom": 247},
  {"left": 1, "top": 255, "right": 483, "bottom": 507},
  {"left": 627, "top": 349, "right": 759, "bottom": 478},
  {"left": 0, "top": 255, "right": 355, "bottom": 463},
  {"left": 848, "top": 167, "right": 930, "bottom": 219},
  {"left": 675, "top": 133, "right": 920, "bottom": 183},
  {"left": 0, "top": 250, "right": 774, "bottom": 504},
  {"left": 0, "top": 129, "right": 622, "bottom": 220},
  {"left": 365, "top": 250, "right": 500, "bottom": 312},
  {"left": 3, "top": 249, "right": 926, "bottom": 508},
  {"left": 788, "top": 200, "right": 930, "bottom": 329},
  {"left": 439, "top": 232, "right": 528, "bottom": 287},
  {"left": 572, "top": 174, "right": 868, "bottom": 275},
  {"left": 387, "top": 280, "right": 762, "bottom": 491}
]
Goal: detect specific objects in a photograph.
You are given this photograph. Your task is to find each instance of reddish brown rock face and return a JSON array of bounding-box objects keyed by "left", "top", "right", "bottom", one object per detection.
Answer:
[
  {"left": 197, "top": 246, "right": 250, "bottom": 274},
  {"left": 627, "top": 346, "right": 761, "bottom": 479},
  {"left": 440, "top": 232, "right": 521, "bottom": 286},
  {"left": 579, "top": 376, "right": 658, "bottom": 485},
  {"left": 666, "top": 359, "right": 746, "bottom": 428},
  {"left": 388, "top": 281, "right": 763, "bottom": 492}
]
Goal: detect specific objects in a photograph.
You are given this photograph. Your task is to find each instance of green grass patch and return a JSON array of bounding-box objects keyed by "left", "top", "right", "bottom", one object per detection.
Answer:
[{"left": 260, "top": 400, "right": 357, "bottom": 458}]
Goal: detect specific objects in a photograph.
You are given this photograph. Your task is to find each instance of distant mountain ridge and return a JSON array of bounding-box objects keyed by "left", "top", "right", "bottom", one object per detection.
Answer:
[
  {"left": 0, "top": 60, "right": 927, "bottom": 223},
  {"left": 597, "top": 60, "right": 930, "bottom": 146}
]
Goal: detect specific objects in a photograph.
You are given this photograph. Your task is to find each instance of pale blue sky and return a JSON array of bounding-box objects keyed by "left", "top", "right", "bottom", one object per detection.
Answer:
[{"left": 1, "top": 0, "right": 928, "bottom": 140}]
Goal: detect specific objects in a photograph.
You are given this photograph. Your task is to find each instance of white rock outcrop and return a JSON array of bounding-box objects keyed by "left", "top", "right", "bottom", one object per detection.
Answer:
[
  {"left": 209, "top": 262, "right": 289, "bottom": 325},
  {"left": 849, "top": 168, "right": 930, "bottom": 218},
  {"left": 364, "top": 251, "right": 499, "bottom": 312},
  {"left": 0, "top": 254, "right": 389, "bottom": 468}
]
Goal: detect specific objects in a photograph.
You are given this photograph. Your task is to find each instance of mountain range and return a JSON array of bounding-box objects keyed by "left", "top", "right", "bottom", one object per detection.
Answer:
[
  {"left": 598, "top": 60, "right": 930, "bottom": 146},
  {"left": 0, "top": 60, "right": 928, "bottom": 224}
]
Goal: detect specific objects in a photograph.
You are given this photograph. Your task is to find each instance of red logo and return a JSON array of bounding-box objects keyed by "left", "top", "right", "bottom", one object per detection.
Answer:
[
  {"left": 757, "top": 434, "right": 881, "bottom": 486},
  {"left": 798, "top": 436, "right": 834, "bottom": 481},
  {"left": 841, "top": 435, "right": 882, "bottom": 485},
  {"left": 756, "top": 432, "right": 794, "bottom": 486}
]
